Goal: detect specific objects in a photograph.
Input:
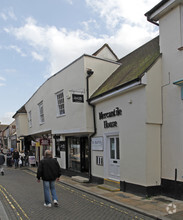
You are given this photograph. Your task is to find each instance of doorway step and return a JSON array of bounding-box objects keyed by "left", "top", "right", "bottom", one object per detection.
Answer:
[
  {"left": 98, "top": 179, "right": 120, "bottom": 192},
  {"left": 71, "top": 176, "right": 89, "bottom": 183}
]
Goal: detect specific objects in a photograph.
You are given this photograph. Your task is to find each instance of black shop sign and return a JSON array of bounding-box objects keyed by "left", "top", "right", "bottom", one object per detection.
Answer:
[{"left": 72, "top": 94, "right": 84, "bottom": 103}]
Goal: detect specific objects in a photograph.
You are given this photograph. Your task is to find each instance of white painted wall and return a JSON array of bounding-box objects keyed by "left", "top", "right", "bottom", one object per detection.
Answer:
[
  {"left": 92, "top": 86, "right": 148, "bottom": 185},
  {"left": 15, "top": 114, "right": 28, "bottom": 138},
  {"left": 159, "top": 5, "right": 183, "bottom": 181},
  {"left": 25, "top": 55, "right": 120, "bottom": 136},
  {"left": 94, "top": 46, "right": 117, "bottom": 61},
  {"left": 92, "top": 58, "right": 162, "bottom": 186}
]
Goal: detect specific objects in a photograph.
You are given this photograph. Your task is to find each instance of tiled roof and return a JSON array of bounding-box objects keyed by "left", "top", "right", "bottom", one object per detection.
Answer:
[{"left": 90, "top": 36, "right": 160, "bottom": 99}]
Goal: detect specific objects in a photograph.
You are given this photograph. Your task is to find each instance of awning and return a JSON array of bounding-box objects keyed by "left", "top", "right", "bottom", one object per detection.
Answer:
[
  {"left": 173, "top": 79, "right": 183, "bottom": 99},
  {"left": 173, "top": 79, "right": 183, "bottom": 86}
]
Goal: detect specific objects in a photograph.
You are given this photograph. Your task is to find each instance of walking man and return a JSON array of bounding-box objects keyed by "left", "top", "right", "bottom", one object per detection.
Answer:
[
  {"left": 12, "top": 149, "right": 19, "bottom": 168},
  {"left": 37, "top": 150, "right": 61, "bottom": 207},
  {"left": 0, "top": 149, "right": 5, "bottom": 175}
]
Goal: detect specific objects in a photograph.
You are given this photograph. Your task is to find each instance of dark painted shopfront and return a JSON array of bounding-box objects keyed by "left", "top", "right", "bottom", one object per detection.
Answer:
[{"left": 55, "top": 136, "right": 89, "bottom": 174}]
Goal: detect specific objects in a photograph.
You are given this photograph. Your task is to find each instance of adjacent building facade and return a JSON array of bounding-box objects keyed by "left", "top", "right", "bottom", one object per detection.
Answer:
[
  {"left": 12, "top": 0, "right": 183, "bottom": 199},
  {"left": 13, "top": 46, "right": 120, "bottom": 175}
]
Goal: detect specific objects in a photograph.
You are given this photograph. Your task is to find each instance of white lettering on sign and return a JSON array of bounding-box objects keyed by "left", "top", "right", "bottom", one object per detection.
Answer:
[{"left": 40, "top": 139, "right": 50, "bottom": 146}]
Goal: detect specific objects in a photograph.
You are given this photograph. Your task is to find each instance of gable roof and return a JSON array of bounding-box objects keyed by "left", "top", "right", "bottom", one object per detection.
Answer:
[
  {"left": 92, "top": 43, "right": 119, "bottom": 61},
  {"left": 90, "top": 36, "right": 161, "bottom": 100},
  {"left": 12, "top": 105, "right": 27, "bottom": 118}
]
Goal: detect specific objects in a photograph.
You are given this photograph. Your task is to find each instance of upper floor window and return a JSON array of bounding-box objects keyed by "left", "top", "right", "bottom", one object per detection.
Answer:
[
  {"left": 38, "top": 101, "right": 45, "bottom": 124},
  {"left": 56, "top": 90, "right": 65, "bottom": 116},
  {"left": 28, "top": 111, "right": 32, "bottom": 128}
]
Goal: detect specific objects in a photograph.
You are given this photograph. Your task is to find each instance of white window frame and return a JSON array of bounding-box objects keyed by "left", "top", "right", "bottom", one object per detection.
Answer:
[
  {"left": 28, "top": 110, "right": 32, "bottom": 128},
  {"left": 56, "top": 90, "right": 65, "bottom": 116},
  {"left": 38, "top": 101, "right": 45, "bottom": 124}
]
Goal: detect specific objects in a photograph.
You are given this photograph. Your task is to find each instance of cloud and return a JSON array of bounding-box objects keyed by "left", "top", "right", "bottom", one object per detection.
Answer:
[
  {"left": 0, "top": 76, "right": 6, "bottom": 87},
  {"left": 7, "top": 45, "right": 26, "bottom": 57},
  {"left": 6, "top": 18, "right": 104, "bottom": 76},
  {"left": 85, "top": 0, "right": 160, "bottom": 29},
  {"left": 65, "top": 0, "right": 73, "bottom": 5},
  {"left": 81, "top": 19, "right": 99, "bottom": 32},
  {"left": 4, "top": 69, "right": 17, "bottom": 73},
  {"left": 31, "top": 51, "right": 44, "bottom": 61},
  {"left": 0, "top": 12, "right": 7, "bottom": 21},
  {"left": 0, "top": 112, "right": 14, "bottom": 124},
  {"left": 5, "top": 1, "right": 159, "bottom": 77},
  {"left": 0, "top": 7, "right": 17, "bottom": 21},
  {"left": 0, "top": 76, "right": 6, "bottom": 81}
]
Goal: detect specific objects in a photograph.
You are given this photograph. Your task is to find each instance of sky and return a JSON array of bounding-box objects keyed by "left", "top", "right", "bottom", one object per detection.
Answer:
[{"left": 0, "top": 0, "right": 160, "bottom": 125}]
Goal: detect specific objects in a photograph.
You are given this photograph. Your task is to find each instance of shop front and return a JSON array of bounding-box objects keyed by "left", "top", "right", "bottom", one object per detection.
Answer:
[
  {"left": 55, "top": 135, "right": 89, "bottom": 174},
  {"left": 67, "top": 137, "right": 89, "bottom": 173},
  {"left": 29, "top": 137, "right": 52, "bottom": 165}
]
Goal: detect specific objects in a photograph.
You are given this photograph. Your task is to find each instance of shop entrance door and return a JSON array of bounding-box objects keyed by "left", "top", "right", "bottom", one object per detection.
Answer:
[
  {"left": 80, "top": 137, "right": 89, "bottom": 172},
  {"left": 108, "top": 136, "right": 120, "bottom": 180},
  {"left": 67, "top": 137, "right": 89, "bottom": 173}
]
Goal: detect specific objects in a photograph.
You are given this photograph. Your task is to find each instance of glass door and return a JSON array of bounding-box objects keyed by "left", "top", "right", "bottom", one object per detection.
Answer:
[
  {"left": 68, "top": 137, "right": 81, "bottom": 171},
  {"left": 108, "top": 136, "right": 120, "bottom": 180}
]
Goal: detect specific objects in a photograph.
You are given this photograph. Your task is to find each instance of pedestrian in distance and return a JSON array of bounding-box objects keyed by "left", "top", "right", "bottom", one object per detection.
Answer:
[
  {"left": 12, "top": 149, "right": 19, "bottom": 169},
  {"left": 6, "top": 149, "right": 12, "bottom": 167},
  {"left": 0, "top": 149, "right": 5, "bottom": 175},
  {"left": 19, "top": 150, "right": 25, "bottom": 167},
  {"left": 37, "top": 150, "right": 61, "bottom": 207}
]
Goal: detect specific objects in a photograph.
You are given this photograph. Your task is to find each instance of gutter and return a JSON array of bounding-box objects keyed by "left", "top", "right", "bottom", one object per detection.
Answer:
[
  {"left": 89, "top": 78, "right": 143, "bottom": 104},
  {"left": 146, "top": 17, "right": 159, "bottom": 26},
  {"left": 86, "top": 69, "right": 96, "bottom": 182}
]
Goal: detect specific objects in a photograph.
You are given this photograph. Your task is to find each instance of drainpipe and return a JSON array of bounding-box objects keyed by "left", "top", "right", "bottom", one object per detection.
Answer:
[{"left": 86, "top": 69, "right": 96, "bottom": 182}]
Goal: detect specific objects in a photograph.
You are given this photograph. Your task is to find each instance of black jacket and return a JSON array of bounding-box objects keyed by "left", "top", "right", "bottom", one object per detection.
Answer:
[
  {"left": 0, "top": 154, "right": 5, "bottom": 165},
  {"left": 37, "top": 157, "right": 61, "bottom": 181},
  {"left": 12, "top": 151, "right": 19, "bottom": 160}
]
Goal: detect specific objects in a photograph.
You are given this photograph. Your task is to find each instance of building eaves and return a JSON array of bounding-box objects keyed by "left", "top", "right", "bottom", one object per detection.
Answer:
[
  {"left": 12, "top": 105, "right": 27, "bottom": 118},
  {"left": 90, "top": 36, "right": 161, "bottom": 100},
  {"left": 145, "top": 0, "right": 183, "bottom": 25},
  {"left": 145, "top": 0, "right": 169, "bottom": 19}
]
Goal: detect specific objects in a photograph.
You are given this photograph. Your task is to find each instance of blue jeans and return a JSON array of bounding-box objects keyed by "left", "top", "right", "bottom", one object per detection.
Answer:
[
  {"left": 14, "top": 159, "right": 18, "bottom": 168},
  {"left": 43, "top": 181, "right": 58, "bottom": 204}
]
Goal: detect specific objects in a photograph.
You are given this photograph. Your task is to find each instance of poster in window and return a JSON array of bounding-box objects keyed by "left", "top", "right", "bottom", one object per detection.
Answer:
[{"left": 55, "top": 139, "right": 66, "bottom": 157}]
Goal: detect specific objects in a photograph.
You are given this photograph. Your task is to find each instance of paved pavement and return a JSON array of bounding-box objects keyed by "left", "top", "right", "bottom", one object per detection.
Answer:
[{"left": 28, "top": 167, "right": 183, "bottom": 220}]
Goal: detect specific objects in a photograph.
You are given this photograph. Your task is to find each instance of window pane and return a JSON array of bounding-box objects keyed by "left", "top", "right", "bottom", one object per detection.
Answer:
[
  {"left": 57, "top": 91, "right": 65, "bottom": 116},
  {"left": 110, "top": 138, "right": 115, "bottom": 159},
  {"left": 116, "top": 138, "right": 120, "bottom": 159},
  {"left": 38, "top": 102, "right": 45, "bottom": 123}
]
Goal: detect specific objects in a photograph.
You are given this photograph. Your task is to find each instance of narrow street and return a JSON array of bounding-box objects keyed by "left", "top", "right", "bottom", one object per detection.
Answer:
[{"left": 0, "top": 167, "right": 158, "bottom": 220}]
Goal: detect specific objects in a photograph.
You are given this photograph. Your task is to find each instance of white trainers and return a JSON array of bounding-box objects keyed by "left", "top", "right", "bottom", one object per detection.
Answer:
[
  {"left": 44, "top": 203, "right": 51, "bottom": 207},
  {"left": 53, "top": 200, "right": 58, "bottom": 207}
]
